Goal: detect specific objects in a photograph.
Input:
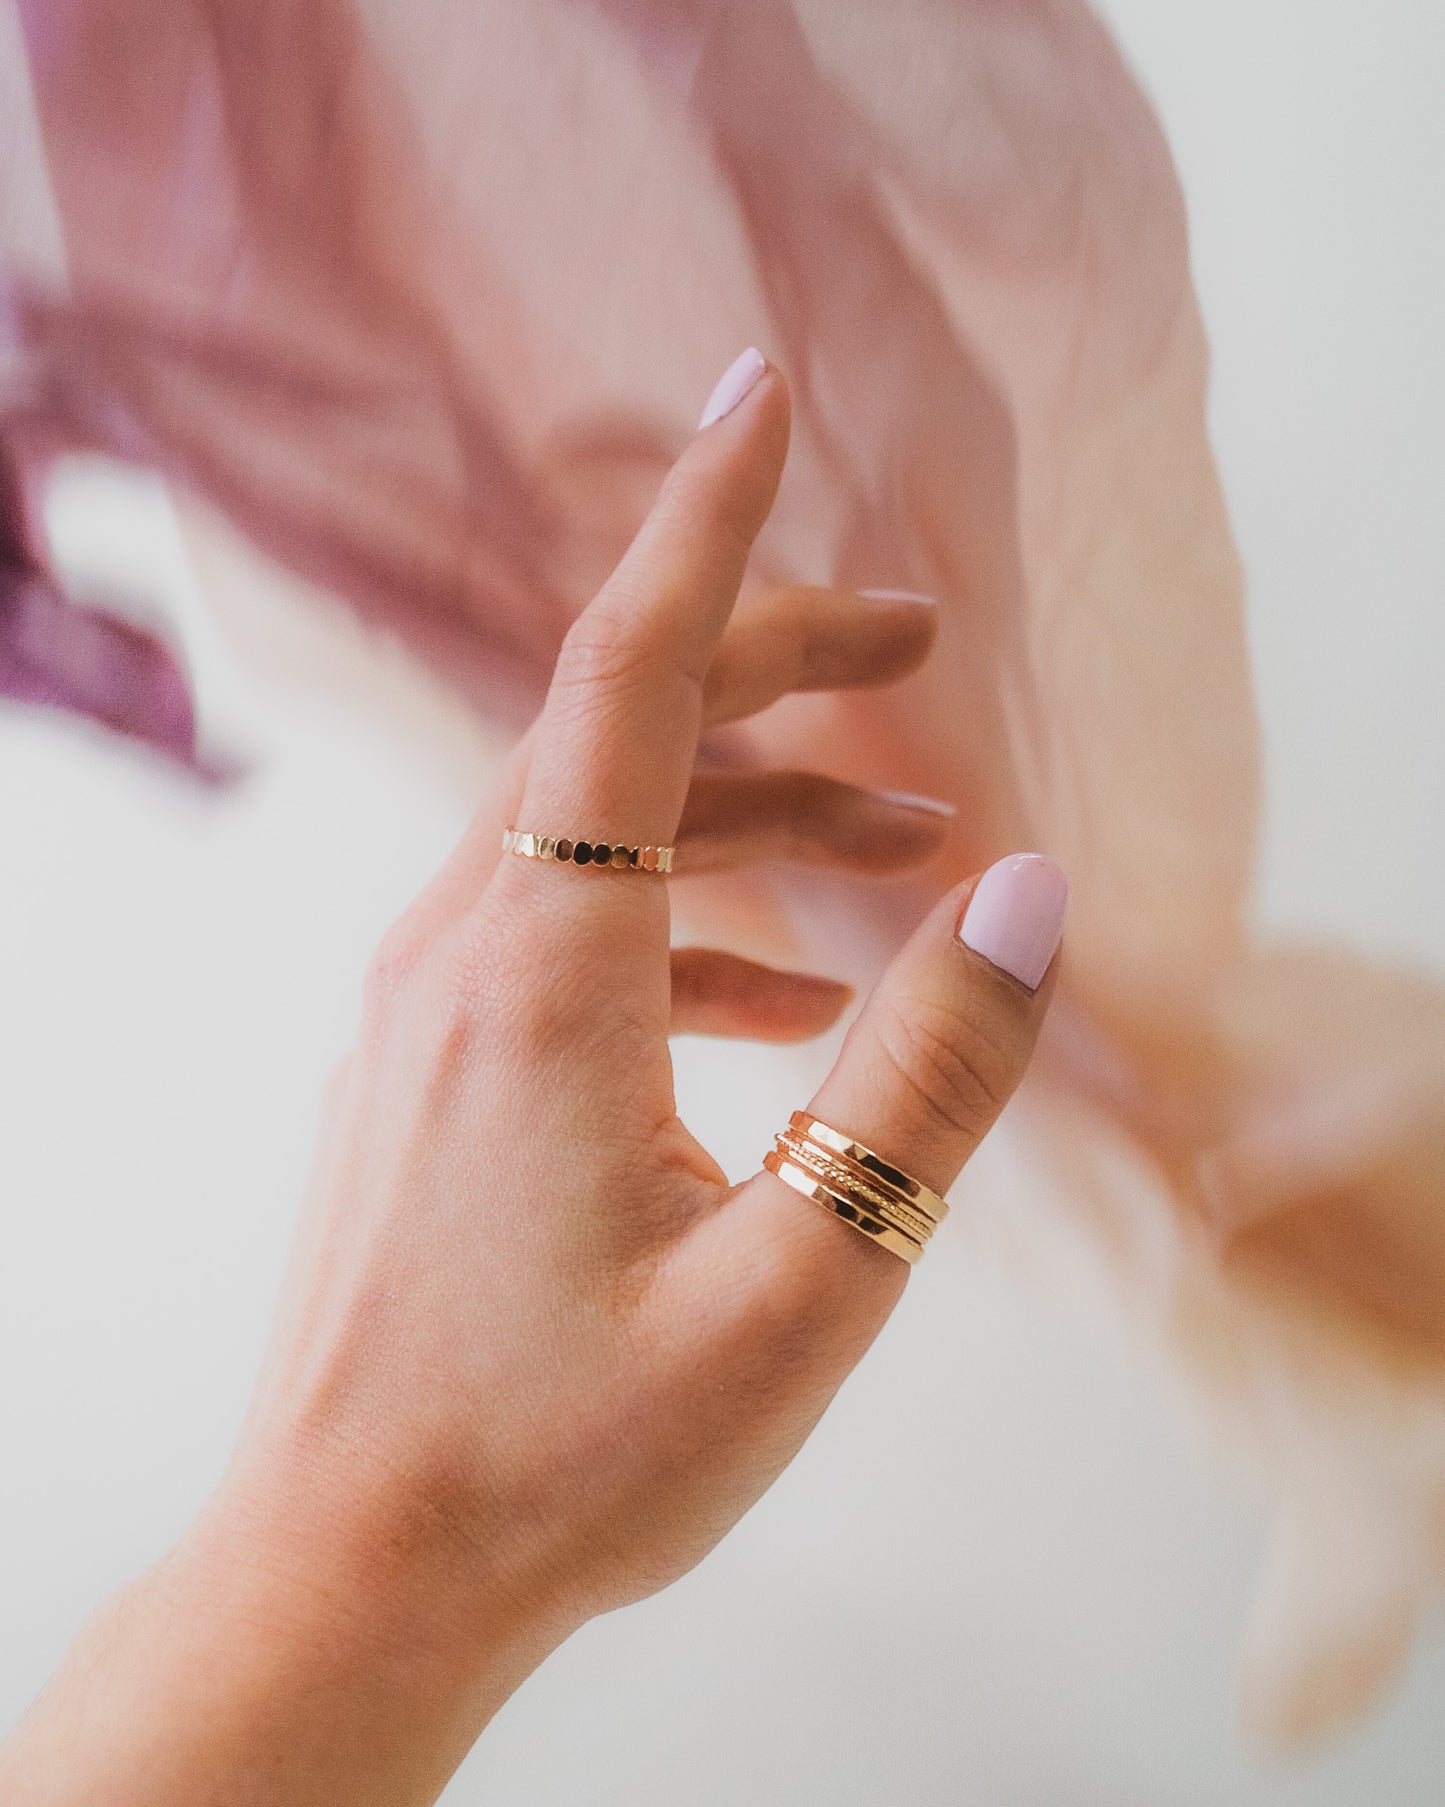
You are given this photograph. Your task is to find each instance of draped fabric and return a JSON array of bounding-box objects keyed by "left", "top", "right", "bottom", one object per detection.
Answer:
[{"left": 3, "top": 0, "right": 1442, "bottom": 1747}]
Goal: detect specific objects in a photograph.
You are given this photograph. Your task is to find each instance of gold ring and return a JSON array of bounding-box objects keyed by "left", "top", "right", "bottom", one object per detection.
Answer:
[
  {"left": 502, "top": 827, "right": 675, "bottom": 873},
  {"left": 763, "top": 1154, "right": 926, "bottom": 1265},
  {"left": 763, "top": 1113, "right": 946, "bottom": 1266},
  {"left": 773, "top": 1135, "right": 937, "bottom": 1241},
  {"left": 785, "top": 1112, "right": 947, "bottom": 1224}
]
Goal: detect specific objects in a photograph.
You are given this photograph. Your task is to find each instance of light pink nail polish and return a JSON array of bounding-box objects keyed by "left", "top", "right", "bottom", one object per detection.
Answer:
[
  {"left": 958, "top": 853, "right": 1067, "bottom": 990},
  {"left": 859, "top": 589, "right": 938, "bottom": 607},
  {"left": 698, "top": 347, "right": 767, "bottom": 430},
  {"left": 879, "top": 790, "right": 956, "bottom": 818}
]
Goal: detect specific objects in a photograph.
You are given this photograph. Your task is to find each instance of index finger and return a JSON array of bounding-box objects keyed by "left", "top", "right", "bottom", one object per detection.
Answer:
[{"left": 509, "top": 350, "right": 789, "bottom": 863}]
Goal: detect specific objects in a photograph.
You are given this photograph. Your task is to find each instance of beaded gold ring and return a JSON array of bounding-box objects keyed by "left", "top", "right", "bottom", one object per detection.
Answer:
[{"left": 501, "top": 827, "right": 675, "bottom": 873}]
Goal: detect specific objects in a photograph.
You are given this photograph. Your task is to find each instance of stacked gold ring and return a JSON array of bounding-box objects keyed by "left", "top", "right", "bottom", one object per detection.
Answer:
[
  {"left": 764, "top": 1111, "right": 947, "bottom": 1266},
  {"left": 502, "top": 827, "right": 675, "bottom": 873}
]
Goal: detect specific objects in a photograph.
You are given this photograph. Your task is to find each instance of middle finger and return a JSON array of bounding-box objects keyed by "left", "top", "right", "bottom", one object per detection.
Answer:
[{"left": 702, "top": 585, "right": 937, "bottom": 726}]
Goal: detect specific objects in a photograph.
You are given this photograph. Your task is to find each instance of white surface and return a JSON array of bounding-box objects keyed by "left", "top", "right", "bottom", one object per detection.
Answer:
[{"left": 2, "top": 4, "right": 1444, "bottom": 1800}]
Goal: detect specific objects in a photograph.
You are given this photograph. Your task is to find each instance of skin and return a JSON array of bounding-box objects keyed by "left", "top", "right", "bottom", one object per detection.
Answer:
[{"left": 0, "top": 365, "right": 1060, "bottom": 1805}]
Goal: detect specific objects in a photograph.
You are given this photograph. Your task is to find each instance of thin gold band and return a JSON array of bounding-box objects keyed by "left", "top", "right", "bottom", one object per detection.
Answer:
[
  {"left": 764, "top": 1152, "right": 925, "bottom": 1266},
  {"left": 502, "top": 827, "right": 675, "bottom": 873},
  {"left": 786, "top": 1111, "right": 948, "bottom": 1224},
  {"left": 773, "top": 1133, "right": 938, "bottom": 1243}
]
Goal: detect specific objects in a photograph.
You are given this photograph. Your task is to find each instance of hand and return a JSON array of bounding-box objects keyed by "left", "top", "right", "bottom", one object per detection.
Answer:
[
  {"left": 0, "top": 355, "right": 1066, "bottom": 1806},
  {"left": 454, "top": 564, "right": 950, "bottom": 1044}
]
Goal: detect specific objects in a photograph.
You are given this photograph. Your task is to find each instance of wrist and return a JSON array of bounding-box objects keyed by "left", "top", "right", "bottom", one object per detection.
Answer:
[
  {"left": 2, "top": 1425, "right": 570, "bottom": 1807},
  {"left": 189, "top": 1422, "right": 572, "bottom": 1727}
]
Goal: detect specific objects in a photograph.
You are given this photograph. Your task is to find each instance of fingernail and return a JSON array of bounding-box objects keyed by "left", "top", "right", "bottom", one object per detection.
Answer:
[
  {"left": 859, "top": 589, "right": 938, "bottom": 607},
  {"left": 698, "top": 347, "right": 767, "bottom": 430},
  {"left": 957, "top": 853, "right": 1067, "bottom": 990},
  {"left": 879, "top": 789, "right": 956, "bottom": 818}
]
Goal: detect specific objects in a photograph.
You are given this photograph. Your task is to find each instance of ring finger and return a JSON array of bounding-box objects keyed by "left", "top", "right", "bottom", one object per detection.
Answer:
[{"left": 674, "top": 772, "right": 954, "bottom": 877}]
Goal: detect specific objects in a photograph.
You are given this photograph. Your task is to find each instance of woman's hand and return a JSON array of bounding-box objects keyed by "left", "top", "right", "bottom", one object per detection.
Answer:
[{"left": 0, "top": 355, "right": 1065, "bottom": 1806}]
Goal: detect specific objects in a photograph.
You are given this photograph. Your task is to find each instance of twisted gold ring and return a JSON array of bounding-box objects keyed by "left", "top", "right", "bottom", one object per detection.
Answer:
[
  {"left": 764, "top": 1111, "right": 947, "bottom": 1266},
  {"left": 502, "top": 828, "right": 675, "bottom": 873}
]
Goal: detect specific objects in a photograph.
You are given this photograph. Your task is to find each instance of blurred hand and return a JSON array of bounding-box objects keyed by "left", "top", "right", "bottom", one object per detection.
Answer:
[{"left": 0, "top": 354, "right": 1065, "bottom": 1807}]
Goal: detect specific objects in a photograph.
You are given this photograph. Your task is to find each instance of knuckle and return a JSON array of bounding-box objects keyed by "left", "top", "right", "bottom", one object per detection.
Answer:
[
  {"left": 550, "top": 617, "right": 694, "bottom": 725},
  {"left": 360, "top": 907, "right": 506, "bottom": 1059},
  {"left": 654, "top": 464, "right": 756, "bottom": 571},
  {"left": 361, "top": 914, "right": 430, "bottom": 1018},
  {"left": 448, "top": 907, "right": 544, "bottom": 1025},
  {"left": 552, "top": 622, "right": 647, "bottom": 701},
  {"left": 873, "top": 1000, "right": 1015, "bottom": 1146},
  {"left": 449, "top": 906, "right": 611, "bottom": 1070}
]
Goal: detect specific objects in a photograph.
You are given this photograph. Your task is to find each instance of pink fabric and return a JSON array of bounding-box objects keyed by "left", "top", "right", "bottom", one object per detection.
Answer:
[
  {"left": 0, "top": 447, "right": 200, "bottom": 764},
  {"left": 3, "top": 0, "right": 1442, "bottom": 1747}
]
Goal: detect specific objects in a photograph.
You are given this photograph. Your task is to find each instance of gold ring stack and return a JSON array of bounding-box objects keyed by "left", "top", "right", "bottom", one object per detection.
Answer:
[
  {"left": 502, "top": 827, "right": 675, "bottom": 873},
  {"left": 764, "top": 1110, "right": 948, "bottom": 1266}
]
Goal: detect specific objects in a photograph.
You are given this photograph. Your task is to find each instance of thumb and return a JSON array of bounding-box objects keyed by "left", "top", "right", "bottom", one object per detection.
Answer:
[
  {"left": 726, "top": 853, "right": 1068, "bottom": 1326},
  {"left": 813, "top": 851, "right": 1066, "bottom": 1199}
]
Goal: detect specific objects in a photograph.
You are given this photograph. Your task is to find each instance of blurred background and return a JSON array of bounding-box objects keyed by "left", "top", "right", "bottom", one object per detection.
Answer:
[{"left": 1, "top": 2, "right": 1442, "bottom": 1801}]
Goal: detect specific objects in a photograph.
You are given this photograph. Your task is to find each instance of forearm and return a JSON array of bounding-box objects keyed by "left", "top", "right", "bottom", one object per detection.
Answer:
[{"left": 0, "top": 1450, "right": 561, "bottom": 1807}]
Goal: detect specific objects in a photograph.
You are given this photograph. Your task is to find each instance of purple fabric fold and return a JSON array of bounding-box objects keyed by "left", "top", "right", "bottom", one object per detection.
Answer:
[{"left": 0, "top": 445, "right": 198, "bottom": 762}]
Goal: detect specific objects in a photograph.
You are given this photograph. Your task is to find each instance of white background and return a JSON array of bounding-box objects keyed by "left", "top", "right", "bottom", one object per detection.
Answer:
[{"left": 2, "top": 2, "right": 1443, "bottom": 1800}]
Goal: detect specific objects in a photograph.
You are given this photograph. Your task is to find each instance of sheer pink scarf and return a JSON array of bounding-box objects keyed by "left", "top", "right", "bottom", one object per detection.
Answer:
[{"left": 4, "top": 0, "right": 1442, "bottom": 1747}]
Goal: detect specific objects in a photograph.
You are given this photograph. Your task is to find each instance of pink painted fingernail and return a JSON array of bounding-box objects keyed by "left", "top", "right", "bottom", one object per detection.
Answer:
[
  {"left": 879, "top": 790, "right": 956, "bottom": 818},
  {"left": 859, "top": 589, "right": 938, "bottom": 607},
  {"left": 698, "top": 347, "right": 767, "bottom": 430},
  {"left": 957, "top": 853, "right": 1067, "bottom": 990}
]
